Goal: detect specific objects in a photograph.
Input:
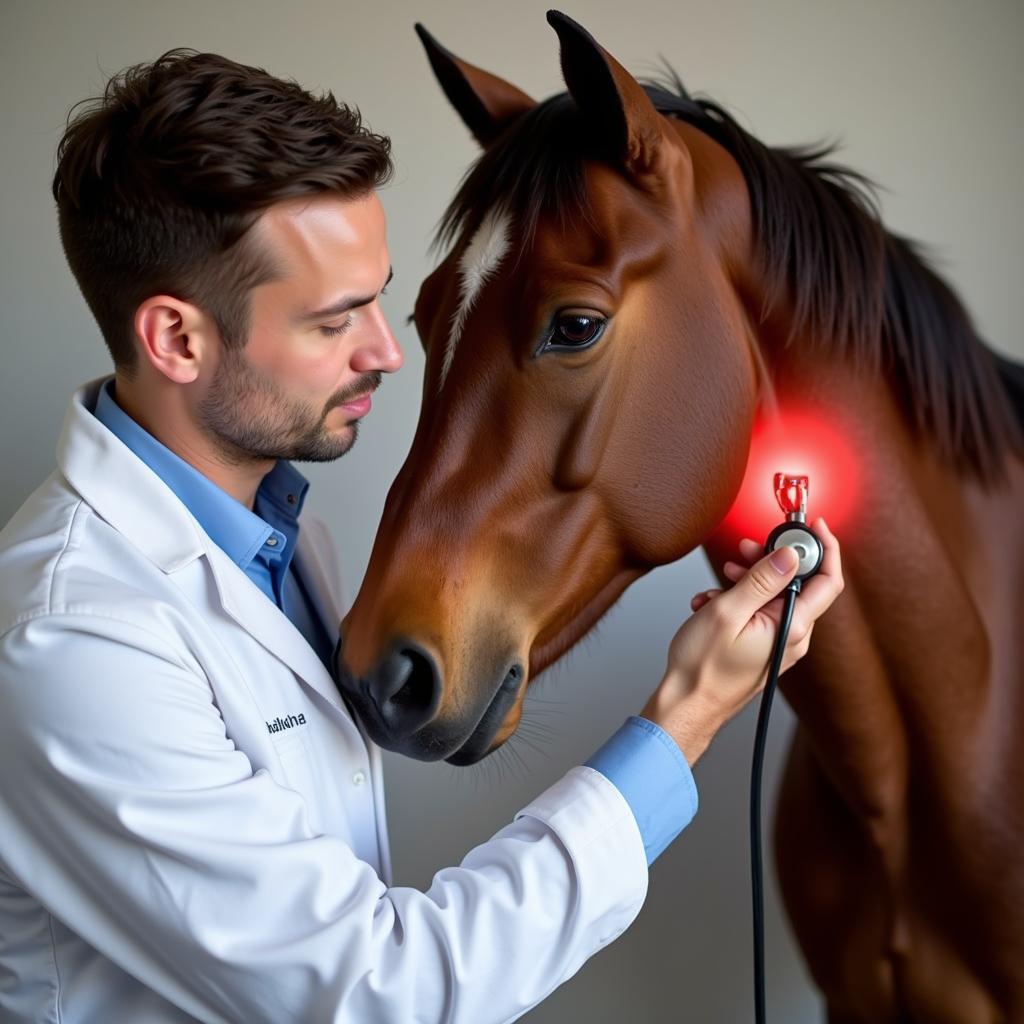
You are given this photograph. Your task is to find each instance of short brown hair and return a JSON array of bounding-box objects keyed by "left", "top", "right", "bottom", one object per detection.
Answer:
[{"left": 52, "top": 48, "right": 394, "bottom": 377}]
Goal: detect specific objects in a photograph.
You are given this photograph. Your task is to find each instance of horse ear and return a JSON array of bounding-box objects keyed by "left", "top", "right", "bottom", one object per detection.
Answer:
[
  {"left": 546, "top": 10, "right": 679, "bottom": 185},
  {"left": 414, "top": 23, "right": 536, "bottom": 147}
]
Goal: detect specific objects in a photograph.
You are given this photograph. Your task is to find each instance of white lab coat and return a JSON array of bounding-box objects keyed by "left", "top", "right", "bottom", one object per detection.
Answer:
[{"left": 0, "top": 376, "right": 650, "bottom": 1024}]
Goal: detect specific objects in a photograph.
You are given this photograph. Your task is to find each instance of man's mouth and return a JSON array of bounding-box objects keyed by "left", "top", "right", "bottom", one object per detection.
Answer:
[{"left": 337, "top": 391, "right": 373, "bottom": 417}]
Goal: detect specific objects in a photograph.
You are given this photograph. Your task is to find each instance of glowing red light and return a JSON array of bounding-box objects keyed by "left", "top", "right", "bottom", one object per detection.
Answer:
[{"left": 712, "top": 404, "right": 859, "bottom": 549}]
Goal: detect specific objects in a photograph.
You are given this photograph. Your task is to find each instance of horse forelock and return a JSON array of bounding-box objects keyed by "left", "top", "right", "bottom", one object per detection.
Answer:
[{"left": 439, "top": 205, "right": 513, "bottom": 391}]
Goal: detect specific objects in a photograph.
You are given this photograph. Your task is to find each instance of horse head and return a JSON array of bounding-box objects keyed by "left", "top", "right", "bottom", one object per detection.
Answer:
[{"left": 336, "top": 12, "right": 770, "bottom": 765}]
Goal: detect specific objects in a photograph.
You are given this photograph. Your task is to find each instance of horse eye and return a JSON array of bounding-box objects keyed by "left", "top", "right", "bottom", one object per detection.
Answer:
[{"left": 547, "top": 313, "right": 606, "bottom": 351}]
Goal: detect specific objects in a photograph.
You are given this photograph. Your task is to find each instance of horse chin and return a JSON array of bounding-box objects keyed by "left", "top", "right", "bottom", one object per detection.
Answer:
[
  {"left": 444, "top": 728, "right": 507, "bottom": 766},
  {"left": 444, "top": 666, "right": 525, "bottom": 766},
  {"left": 353, "top": 705, "right": 505, "bottom": 765}
]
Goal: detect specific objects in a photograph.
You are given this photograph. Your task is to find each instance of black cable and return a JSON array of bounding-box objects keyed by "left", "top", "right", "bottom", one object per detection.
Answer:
[{"left": 750, "top": 579, "right": 800, "bottom": 1024}]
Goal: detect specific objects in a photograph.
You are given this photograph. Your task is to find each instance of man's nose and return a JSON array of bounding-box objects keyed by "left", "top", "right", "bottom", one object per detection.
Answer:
[{"left": 351, "top": 309, "right": 403, "bottom": 375}]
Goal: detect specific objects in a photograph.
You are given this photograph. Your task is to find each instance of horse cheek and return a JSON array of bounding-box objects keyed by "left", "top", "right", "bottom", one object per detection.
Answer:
[{"left": 553, "top": 377, "right": 619, "bottom": 492}]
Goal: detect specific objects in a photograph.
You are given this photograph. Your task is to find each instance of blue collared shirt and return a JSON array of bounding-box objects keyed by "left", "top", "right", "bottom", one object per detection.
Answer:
[
  {"left": 91, "top": 378, "right": 696, "bottom": 865},
  {"left": 91, "top": 378, "right": 335, "bottom": 673},
  {"left": 584, "top": 715, "right": 699, "bottom": 865}
]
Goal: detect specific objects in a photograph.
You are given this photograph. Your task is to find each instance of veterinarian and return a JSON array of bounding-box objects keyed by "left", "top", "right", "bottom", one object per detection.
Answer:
[{"left": 0, "top": 50, "right": 843, "bottom": 1023}]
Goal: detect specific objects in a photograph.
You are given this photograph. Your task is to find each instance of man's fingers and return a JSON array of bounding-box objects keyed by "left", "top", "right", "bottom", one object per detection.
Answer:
[
  {"left": 691, "top": 588, "right": 723, "bottom": 612},
  {"left": 791, "top": 517, "right": 845, "bottom": 621},
  {"left": 738, "top": 537, "right": 762, "bottom": 563},
  {"left": 716, "top": 519, "right": 842, "bottom": 635},
  {"left": 715, "top": 545, "right": 800, "bottom": 627},
  {"left": 722, "top": 561, "right": 744, "bottom": 582}
]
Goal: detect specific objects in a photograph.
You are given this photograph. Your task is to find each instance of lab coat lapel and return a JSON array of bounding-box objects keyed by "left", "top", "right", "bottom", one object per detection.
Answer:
[
  {"left": 293, "top": 525, "right": 343, "bottom": 651},
  {"left": 203, "top": 541, "right": 352, "bottom": 721},
  {"left": 293, "top": 525, "right": 381, "bottom": 750}
]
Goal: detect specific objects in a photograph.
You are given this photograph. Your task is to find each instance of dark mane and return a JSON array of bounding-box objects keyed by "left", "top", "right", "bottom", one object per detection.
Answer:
[{"left": 431, "top": 68, "right": 1024, "bottom": 486}]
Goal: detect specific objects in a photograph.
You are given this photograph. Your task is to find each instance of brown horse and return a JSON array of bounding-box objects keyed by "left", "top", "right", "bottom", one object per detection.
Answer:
[{"left": 337, "top": 11, "right": 1024, "bottom": 1022}]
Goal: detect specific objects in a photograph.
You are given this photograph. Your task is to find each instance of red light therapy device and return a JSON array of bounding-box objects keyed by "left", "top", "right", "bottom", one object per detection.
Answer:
[
  {"left": 764, "top": 472, "right": 823, "bottom": 584},
  {"left": 774, "top": 473, "right": 807, "bottom": 517}
]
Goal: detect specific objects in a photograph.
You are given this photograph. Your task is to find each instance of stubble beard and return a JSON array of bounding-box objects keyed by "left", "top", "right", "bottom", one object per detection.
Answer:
[{"left": 195, "top": 346, "right": 380, "bottom": 467}]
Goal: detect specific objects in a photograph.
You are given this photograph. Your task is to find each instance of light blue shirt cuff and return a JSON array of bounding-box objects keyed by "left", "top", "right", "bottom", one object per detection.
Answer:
[{"left": 583, "top": 715, "right": 699, "bottom": 866}]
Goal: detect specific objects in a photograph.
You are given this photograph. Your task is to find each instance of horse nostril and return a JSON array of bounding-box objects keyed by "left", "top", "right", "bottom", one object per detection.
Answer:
[
  {"left": 390, "top": 648, "right": 432, "bottom": 708},
  {"left": 368, "top": 641, "right": 441, "bottom": 739}
]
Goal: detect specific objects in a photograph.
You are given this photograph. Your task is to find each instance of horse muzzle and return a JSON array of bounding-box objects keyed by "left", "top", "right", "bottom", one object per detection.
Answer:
[{"left": 335, "top": 637, "right": 526, "bottom": 764}]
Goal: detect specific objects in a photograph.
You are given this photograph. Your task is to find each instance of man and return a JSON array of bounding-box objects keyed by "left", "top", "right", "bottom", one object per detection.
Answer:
[{"left": 0, "top": 49, "right": 843, "bottom": 1022}]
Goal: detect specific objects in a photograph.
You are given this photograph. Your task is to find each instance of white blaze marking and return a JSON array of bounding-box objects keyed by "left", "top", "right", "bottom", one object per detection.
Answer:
[{"left": 439, "top": 205, "right": 513, "bottom": 391}]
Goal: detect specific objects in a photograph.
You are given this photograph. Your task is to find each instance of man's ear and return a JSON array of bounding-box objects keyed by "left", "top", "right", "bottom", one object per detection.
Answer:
[
  {"left": 133, "top": 296, "right": 210, "bottom": 384},
  {"left": 546, "top": 10, "right": 688, "bottom": 191},
  {"left": 415, "top": 23, "right": 536, "bottom": 146}
]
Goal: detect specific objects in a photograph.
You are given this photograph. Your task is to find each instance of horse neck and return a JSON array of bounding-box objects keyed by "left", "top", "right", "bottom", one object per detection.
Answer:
[
  {"left": 732, "top": 332, "right": 1024, "bottom": 827},
  {"left": 677, "top": 107, "right": 1024, "bottom": 827}
]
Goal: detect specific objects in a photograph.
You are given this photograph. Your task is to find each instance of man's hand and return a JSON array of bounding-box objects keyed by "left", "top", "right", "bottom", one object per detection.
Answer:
[{"left": 639, "top": 518, "right": 844, "bottom": 764}]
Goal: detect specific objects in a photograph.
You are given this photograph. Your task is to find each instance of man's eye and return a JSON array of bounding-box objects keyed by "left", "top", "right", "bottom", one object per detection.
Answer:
[
  {"left": 321, "top": 315, "right": 354, "bottom": 337},
  {"left": 542, "top": 313, "right": 607, "bottom": 353}
]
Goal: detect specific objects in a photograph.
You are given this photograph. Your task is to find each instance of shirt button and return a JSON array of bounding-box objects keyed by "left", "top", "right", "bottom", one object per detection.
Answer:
[
  {"left": 286, "top": 494, "right": 297, "bottom": 505},
  {"left": 266, "top": 536, "right": 278, "bottom": 547},
  {"left": 352, "top": 770, "right": 366, "bottom": 786}
]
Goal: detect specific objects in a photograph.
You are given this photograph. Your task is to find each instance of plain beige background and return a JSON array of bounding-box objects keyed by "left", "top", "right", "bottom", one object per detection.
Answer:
[{"left": 2, "top": 1, "right": 1021, "bottom": 1021}]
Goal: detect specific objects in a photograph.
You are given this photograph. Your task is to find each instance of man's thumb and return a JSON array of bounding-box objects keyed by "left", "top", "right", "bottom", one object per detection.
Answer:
[{"left": 719, "top": 545, "right": 799, "bottom": 623}]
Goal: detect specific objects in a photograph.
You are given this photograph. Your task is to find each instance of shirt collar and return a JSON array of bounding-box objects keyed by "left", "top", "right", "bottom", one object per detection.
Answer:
[{"left": 92, "top": 378, "right": 310, "bottom": 571}]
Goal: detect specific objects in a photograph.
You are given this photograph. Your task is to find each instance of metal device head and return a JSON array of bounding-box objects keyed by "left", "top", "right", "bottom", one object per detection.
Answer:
[{"left": 765, "top": 472, "right": 823, "bottom": 581}]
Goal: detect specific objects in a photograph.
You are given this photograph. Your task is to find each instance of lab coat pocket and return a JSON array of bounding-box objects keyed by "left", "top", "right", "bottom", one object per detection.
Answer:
[{"left": 269, "top": 729, "right": 324, "bottom": 832}]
